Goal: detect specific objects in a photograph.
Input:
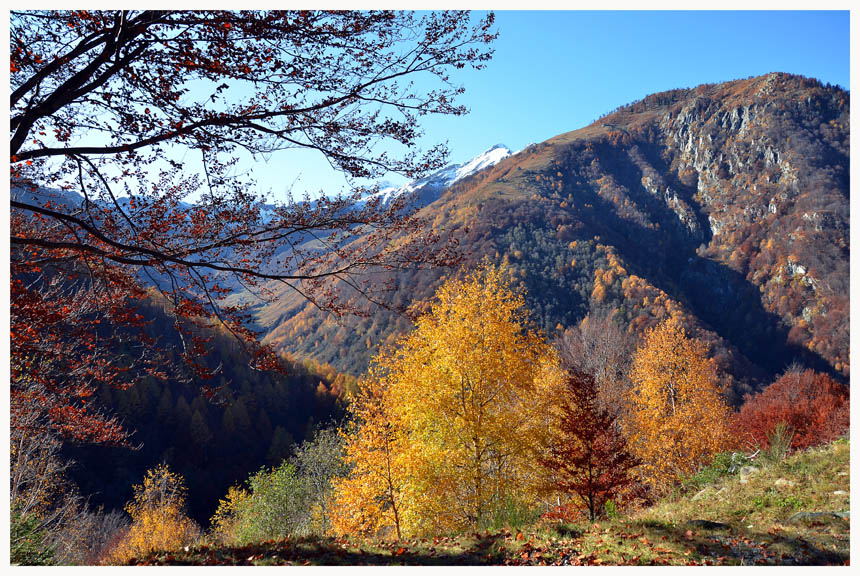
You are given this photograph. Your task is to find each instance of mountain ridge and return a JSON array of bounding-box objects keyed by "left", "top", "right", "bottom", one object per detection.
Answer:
[{"left": 254, "top": 72, "right": 849, "bottom": 399}]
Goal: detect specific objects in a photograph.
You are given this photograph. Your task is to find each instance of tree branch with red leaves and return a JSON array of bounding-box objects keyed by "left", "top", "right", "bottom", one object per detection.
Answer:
[{"left": 10, "top": 9, "right": 496, "bottom": 445}]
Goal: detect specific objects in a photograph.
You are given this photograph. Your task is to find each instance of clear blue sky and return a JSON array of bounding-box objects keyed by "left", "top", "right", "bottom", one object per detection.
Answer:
[{"left": 251, "top": 10, "right": 850, "bottom": 201}]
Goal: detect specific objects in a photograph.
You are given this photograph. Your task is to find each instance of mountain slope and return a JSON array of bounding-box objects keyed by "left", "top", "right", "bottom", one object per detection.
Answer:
[{"left": 253, "top": 73, "right": 849, "bottom": 398}]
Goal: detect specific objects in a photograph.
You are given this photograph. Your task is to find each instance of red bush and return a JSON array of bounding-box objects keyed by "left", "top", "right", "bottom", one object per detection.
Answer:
[
  {"left": 735, "top": 369, "right": 849, "bottom": 451},
  {"left": 540, "top": 503, "right": 583, "bottom": 524}
]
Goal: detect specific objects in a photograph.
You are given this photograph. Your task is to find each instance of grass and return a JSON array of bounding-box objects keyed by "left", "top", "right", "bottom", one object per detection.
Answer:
[{"left": 129, "top": 439, "right": 849, "bottom": 566}]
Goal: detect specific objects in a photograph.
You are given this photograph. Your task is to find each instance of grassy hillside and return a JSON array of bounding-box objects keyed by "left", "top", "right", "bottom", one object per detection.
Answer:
[{"left": 128, "top": 438, "right": 849, "bottom": 566}]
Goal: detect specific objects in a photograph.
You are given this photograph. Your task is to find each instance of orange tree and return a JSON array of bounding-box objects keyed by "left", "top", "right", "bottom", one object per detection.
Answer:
[
  {"left": 626, "top": 316, "right": 732, "bottom": 492},
  {"left": 10, "top": 10, "right": 496, "bottom": 444}
]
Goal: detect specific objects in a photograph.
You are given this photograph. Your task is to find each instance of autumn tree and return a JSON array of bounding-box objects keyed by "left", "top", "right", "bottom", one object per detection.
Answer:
[
  {"left": 9, "top": 418, "right": 78, "bottom": 565},
  {"left": 627, "top": 316, "right": 732, "bottom": 492},
  {"left": 331, "top": 263, "right": 562, "bottom": 537},
  {"left": 10, "top": 10, "right": 497, "bottom": 444},
  {"left": 108, "top": 464, "right": 200, "bottom": 564},
  {"left": 540, "top": 370, "right": 639, "bottom": 521},
  {"left": 556, "top": 311, "right": 635, "bottom": 419},
  {"left": 735, "top": 367, "right": 849, "bottom": 451},
  {"left": 208, "top": 484, "right": 251, "bottom": 546},
  {"left": 10, "top": 408, "right": 131, "bottom": 565},
  {"left": 329, "top": 375, "right": 412, "bottom": 539}
]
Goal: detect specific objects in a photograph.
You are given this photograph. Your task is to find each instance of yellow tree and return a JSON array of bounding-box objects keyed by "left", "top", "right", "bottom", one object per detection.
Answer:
[
  {"left": 108, "top": 464, "right": 200, "bottom": 564},
  {"left": 627, "top": 316, "right": 732, "bottom": 492},
  {"left": 331, "top": 263, "right": 561, "bottom": 537},
  {"left": 208, "top": 484, "right": 251, "bottom": 545},
  {"left": 329, "top": 375, "right": 413, "bottom": 540}
]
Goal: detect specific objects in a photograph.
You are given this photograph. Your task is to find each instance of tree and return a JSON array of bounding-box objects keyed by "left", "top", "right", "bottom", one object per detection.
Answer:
[
  {"left": 331, "top": 263, "right": 562, "bottom": 536},
  {"left": 626, "top": 316, "right": 732, "bottom": 492},
  {"left": 10, "top": 407, "right": 131, "bottom": 565},
  {"left": 539, "top": 370, "right": 639, "bottom": 521},
  {"left": 108, "top": 464, "right": 200, "bottom": 564},
  {"left": 329, "top": 375, "right": 411, "bottom": 539},
  {"left": 10, "top": 10, "right": 497, "bottom": 444},
  {"left": 388, "top": 263, "right": 560, "bottom": 532},
  {"left": 208, "top": 483, "right": 251, "bottom": 546},
  {"left": 235, "top": 462, "right": 311, "bottom": 543},
  {"left": 556, "top": 311, "right": 634, "bottom": 419},
  {"left": 293, "top": 427, "right": 349, "bottom": 535},
  {"left": 735, "top": 367, "right": 849, "bottom": 451}
]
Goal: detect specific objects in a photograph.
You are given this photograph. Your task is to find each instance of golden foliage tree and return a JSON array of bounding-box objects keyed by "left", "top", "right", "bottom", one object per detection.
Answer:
[
  {"left": 329, "top": 375, "right": 413, "bottom": 540},
  {"left": 108, "top": 464, "right": 200, "bottom": 564},
  {"left": 627, "top": 316, "right": 732, "bottom": 492},
  {"left": 208, "top": 484, "right": 251, "bottom": 546},
  {"left": 330, "top": 263, "right": 561, "bottom": 537}
]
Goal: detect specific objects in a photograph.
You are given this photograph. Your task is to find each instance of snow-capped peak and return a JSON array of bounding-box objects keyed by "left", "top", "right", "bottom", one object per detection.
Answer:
[
  {"left": 356, "top": 144, "right": 512, "bottom": 211},
  {"left": 452, "top": 144, "right": 511, "bottom": 183}
]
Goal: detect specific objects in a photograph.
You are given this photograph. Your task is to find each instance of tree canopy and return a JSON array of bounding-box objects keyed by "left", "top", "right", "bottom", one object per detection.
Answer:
[
  {"left": 626, "top": 315, "right": 732, "bottom": 492},
  {"left": 330, "top": 263, "right": 561, "bottom": 537},
  {"left": 9, "top": 10, "right": 497, "bottom": 444}
]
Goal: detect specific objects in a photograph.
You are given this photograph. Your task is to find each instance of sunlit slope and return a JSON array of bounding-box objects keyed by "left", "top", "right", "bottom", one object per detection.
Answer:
[{"left": 252, "top": 72, "right": 849, "bottom": 398}]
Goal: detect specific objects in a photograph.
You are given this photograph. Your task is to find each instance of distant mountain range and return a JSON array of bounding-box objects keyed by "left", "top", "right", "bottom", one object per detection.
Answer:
[{"left": 252, "top": 73, "right": 849, "bottom": 401}]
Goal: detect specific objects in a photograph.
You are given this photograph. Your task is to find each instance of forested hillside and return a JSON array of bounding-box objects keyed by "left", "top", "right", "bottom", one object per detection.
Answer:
[
  {"left": 255, "top": 73, "right": 849, "bottom": 400},
  {"left": 63, "top": 296, "right": 353, "bottom": 524}
]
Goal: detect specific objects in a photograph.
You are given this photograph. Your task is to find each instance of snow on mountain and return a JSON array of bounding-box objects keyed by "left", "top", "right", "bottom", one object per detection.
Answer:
[
  {"left": 453, "top": 144, "right": 511, "bottom": 182},
  {"left": 359, "top": 144, "right": 512, "bottom": 210}
]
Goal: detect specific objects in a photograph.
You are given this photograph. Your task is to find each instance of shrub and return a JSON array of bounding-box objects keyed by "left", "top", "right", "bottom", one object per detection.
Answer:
[
  {"left": 11, "top": 506, "right": 55, "bottom": 565},
  {"left": 107, "top": 464, "right": 201, "bottom": 564},
  {"left": 735, "top": 369, "right": 848, "bottom": 451}
]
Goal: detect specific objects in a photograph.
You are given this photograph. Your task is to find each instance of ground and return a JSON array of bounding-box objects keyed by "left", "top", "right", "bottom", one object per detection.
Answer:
[{"left": 129, "top": 439, "right": 849, "bottom": 566}]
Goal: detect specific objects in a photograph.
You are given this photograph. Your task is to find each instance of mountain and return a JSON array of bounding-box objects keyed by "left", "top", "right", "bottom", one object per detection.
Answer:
[
  {"left": 63, "top": 296, "right": 353, "bottom": 524},
  {"left": 358, "top": 144, "right": 512, "bottom": 210},
  {"left": 250, "top": 73, "right": 848, "bottom": 400}
]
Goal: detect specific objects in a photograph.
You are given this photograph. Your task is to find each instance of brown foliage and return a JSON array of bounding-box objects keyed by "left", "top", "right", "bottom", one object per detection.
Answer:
[
  {"left": 734, "top": 368, "right": 849, "bottom": 451},
  {"left": 10, "top": 10, "right": 496, "bottom": 444}
]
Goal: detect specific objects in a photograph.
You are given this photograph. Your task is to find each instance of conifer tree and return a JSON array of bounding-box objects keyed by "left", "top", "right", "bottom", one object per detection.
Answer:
[{"left": 540, "top": 370, "right": 638, "bottom": 520}]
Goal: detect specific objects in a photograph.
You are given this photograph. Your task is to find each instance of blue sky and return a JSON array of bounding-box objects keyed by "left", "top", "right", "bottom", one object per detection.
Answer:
[{"left": 248, "top": 10, "right": 850, "bottom": 201}]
